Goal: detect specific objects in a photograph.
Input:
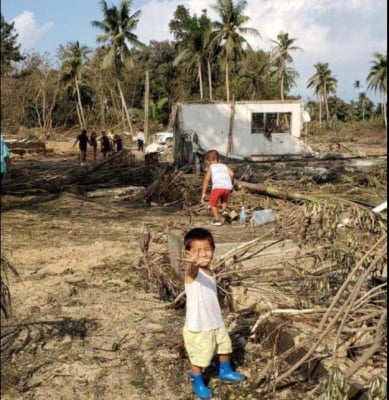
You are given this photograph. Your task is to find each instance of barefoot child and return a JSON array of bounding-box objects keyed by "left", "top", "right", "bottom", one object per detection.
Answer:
[
  {"left": 201, "top": 150, "right": 234, "bottom": 226},
  {"left": 183, "top": 228, "right": 244, "bottom": 399}
]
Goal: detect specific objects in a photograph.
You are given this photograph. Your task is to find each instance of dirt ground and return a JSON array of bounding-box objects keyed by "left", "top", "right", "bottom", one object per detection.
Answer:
[
  {"left": 0, "top": 143, "right": 260, "bottom": 400},
  {"left": 1, "top": 136, "right": 387, "bottom": 400}
]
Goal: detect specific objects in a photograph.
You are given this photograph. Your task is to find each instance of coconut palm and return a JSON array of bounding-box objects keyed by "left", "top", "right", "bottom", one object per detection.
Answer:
[
  {"left": 353, "top": 80, "right": 363, "bottom": 93},
  {"left": 170, "top": 7, "right": 210, "bottom": 100},
  {"left": 236, "top": 49, "right": 274, "bottom": 100},
  {"left": 59, "top": 41, "right": 91, "bottom": 129},
  {"left": 271, "top": 32, "right": 302, "bottom": 100},
  {"left": 91, "top": 0, "right": 145, "bottom": 132},
  {"left": 358, "top": 92, "right": 369, "bottom": 121},
  {"left": 366, "top": 52, "right": 387, "bottom": 128},
  {"left": 307, "top": 62, "right": 337, "bottom": 126},
  {"left": 211, "top": 0, "right": 260, "bottom": 102}
]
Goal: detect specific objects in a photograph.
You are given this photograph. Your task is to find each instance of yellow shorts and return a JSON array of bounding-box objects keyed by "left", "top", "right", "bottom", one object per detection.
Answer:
[{"left": 183, "top": 325, "right": 232, "bottom": 368}]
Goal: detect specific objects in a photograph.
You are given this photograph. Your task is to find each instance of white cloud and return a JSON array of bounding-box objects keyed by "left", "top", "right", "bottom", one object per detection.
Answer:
[
  {"left": 12, "top": 11, "right": 53, "bottom": 51},
  {"left": 135, "top": 0, "right": 178, "bottom": 44}
]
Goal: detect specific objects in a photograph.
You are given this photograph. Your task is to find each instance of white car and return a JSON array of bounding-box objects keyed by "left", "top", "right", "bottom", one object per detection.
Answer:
[{"left": 153, "top": 128, "right": 173, "bottom": 144}]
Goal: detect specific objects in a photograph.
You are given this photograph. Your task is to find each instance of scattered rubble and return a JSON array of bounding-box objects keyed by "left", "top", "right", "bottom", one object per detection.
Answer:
[{"left": 1, "top": 142, "right": 387, "bottom": 399}]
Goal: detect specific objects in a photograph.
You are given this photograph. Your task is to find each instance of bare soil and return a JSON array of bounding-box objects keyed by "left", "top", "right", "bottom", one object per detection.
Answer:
[
  {"left": 1, "top": 144, "right": 258, "bottom": 400},
  {"left": 1, "top": 134, "right": 386, "bottom": 400}
]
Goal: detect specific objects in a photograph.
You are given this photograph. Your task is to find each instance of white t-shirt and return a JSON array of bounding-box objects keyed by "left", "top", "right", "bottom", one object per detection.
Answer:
[
  {"left": 185, "top": 268, "right": 224, "bottom": 332},
  {"left": 210, "top": 163, "right": 233, "bottom": 190}
]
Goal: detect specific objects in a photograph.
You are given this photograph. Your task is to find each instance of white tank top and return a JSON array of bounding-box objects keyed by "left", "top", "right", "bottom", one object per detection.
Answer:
[
  {"left": 210, "top": 163, "right": 233, "bottom": 190},
  {"left": 185, "top": 269, "right": 224, "bottom": 332}
]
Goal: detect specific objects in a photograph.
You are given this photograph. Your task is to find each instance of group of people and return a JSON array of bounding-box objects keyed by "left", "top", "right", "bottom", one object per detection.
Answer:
[{"left": 73, "top": 129, "right": 123, "bottom": 165}]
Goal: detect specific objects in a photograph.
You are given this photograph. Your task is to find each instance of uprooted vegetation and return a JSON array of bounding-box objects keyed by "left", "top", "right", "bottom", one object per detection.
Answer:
[{"left": 1, "top": 147, "right": 387, "bottom": 399}]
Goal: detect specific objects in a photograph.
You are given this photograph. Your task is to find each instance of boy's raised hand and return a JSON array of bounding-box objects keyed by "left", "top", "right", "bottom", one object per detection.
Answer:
[{"left": 183, "top": 250, "right": 210, "bottom": 268}]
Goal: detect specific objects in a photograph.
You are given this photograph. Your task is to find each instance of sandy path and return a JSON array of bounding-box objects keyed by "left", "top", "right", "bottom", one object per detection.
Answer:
[{"left": 1, "top": 189, "right": 195, "bottom": 400}]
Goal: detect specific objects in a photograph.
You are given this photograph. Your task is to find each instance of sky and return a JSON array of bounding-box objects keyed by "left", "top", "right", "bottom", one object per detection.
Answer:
[{"left": 2, "top": 0, "right": 387, "bottom": 104}]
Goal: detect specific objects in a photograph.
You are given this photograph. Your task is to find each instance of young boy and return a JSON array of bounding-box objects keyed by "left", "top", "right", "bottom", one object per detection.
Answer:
[
  {"left": 183, "top": 228, "right": 244, "bottom": 400},
  {"left": 201, "top": 150, "right": 234, "bottom": 226}
]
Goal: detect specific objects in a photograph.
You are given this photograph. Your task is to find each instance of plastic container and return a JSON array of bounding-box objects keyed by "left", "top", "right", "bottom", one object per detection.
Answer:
[
  {"left": 239, "top": 207, "right": 247, "bottom": 226},
  {"left": 250, "top": 209, "right": 275, "bottom": 225}
]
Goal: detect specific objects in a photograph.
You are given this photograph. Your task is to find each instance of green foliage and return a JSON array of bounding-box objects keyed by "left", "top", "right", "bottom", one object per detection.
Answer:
[
  {"left": 366, "top": 52, "right": 387, "bottom": 95},
  {"left": 0, "top": 4, "right": 386, "bottom": 132},
  {"left": 319, "top": 367, "right": 349, "bottom": 400},
  {"left": 0, "top": 14, "right": 24, "bottom": 76}
]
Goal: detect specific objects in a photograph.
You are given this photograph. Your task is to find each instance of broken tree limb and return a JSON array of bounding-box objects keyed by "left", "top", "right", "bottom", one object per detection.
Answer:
[
  {"left": 236, "top": 180, "right": 378, "bottom": 208},
  {"left": 250, "top": 308, "right": 328, "bottom": 336},
  {"left": 236, "top": 181, "right": 319, "bottom": 202},
  {"left": 86, "top": 185, "right": 145, "bottom": 198}
]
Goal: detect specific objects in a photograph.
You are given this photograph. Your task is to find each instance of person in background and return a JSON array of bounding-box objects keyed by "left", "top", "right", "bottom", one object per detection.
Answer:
[
  {"left": 136, "top": 130, "right": 145, "bottom": 152},
  {"left": 183, "top": 228, "right": 244, "bottom": 399},
  {"left": 73, "top": 129, "right": 90, "bottom": 166},
  {"left": 113, "top": 134, "right": 123, "bottom": 152},
  {"left": 201, "top": 150, "right": 234, "bottom": 226},
  {"left": 107, "top": 130, "right": 115, "bottom": 155},
  {"left": 90, "top": 131, "right": 98, "bottom": 161},
  {"left": 99, "top": 131, "right": 111, "bottom": 159},
  {"left": 1, "top": 135, "right": 11, "bottom": 190}
]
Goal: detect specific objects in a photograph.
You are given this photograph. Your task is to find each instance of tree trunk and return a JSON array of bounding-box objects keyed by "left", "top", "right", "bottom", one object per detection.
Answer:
[
  {"left": 198, "top": 62, "right": 203, "bottom": 100},
  {"left": 280, "top": 65, "right": 285, "bottom": 101},
  {"left": 117, "top": 81, "right": 133, "bottom": 134},
  {"left": 76, "top": 104, "right": 82, "bottom": 129},
  {"left": 381, "top": 91, "right": 387, "bottom": 130},
  {"left": 237, "top": 181, "right": 317, "bottom": 202},
  {"left": 99, "top": 71, "right": 106, "bottom": 128},
  {"left": 75, "top": 77, "right": 86, "bottom": 128},
  {"left": 227, "top": 97, "right": 235, "bottom": 155},
  {"left": 207, "top": 59, "right": 213, "bottom": 101},
  {"left": 144, "top": 69, "right": 149, "bottom": 145},
  {"left": 225, "top": 60, "right": 230, "bottom": 102},
  {"left": 318, "top": 95, "right": 322, "bottom": 128},
  {"left": 324, "top": 86, "right": 330, "bottom": 123}
]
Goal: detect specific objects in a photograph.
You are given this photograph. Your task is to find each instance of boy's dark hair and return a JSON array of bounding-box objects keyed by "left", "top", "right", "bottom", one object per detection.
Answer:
[
  {"left": 206, "top": 150, "right": 220, "bottom": 162},
  {"left": 184, "top": 228, "right": 215, "bottom": 251}
]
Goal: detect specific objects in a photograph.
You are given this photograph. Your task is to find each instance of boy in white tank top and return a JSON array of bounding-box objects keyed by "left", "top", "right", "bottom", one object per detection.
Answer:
[
  {"left": 183, "top": 228, "right": 244, "bottom": 399},
  {"left": 201, "top": 150, "right": 234, "bottom": 226}
]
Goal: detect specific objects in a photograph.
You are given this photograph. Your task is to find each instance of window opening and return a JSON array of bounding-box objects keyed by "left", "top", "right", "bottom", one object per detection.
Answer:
[{"left": 251, "top": 112, "right": 291, "bottom": 134}]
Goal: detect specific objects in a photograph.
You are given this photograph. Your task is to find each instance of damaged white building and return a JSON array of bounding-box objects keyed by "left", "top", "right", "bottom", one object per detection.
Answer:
[{"left": 172, "top": 100, "right": 313, "bottom": 166}]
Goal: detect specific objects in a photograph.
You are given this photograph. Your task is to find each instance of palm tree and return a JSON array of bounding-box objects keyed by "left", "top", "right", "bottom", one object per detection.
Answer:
[
  {"left": 271, "top": 32, "right": 302, "bottom": 100},
  {"left": 59, "top": 41, "right": 91, "bottom": 129},
  {"left": 358, "top": 92, "right": 369, "bottom": 121},
  {"left": 307, "top": 62, "right": 337, "bottom": 126},
  {"left": 353, "top": 80, "right": 362, "bottom": 93},
  {"left": 171, "top": 8, "right": 208, "bottom": 100},
  {"left": 211, "top": 0, "right": 260, "bottom": 102},
  {"left": 366, "top": 52, "right": 387, "bottom": 128},
  {"left": 91, "top": 0, "right": 145, "bottom": 132},
  {"left": 237, "top": 50, "right": 268, "bottom": 100}
]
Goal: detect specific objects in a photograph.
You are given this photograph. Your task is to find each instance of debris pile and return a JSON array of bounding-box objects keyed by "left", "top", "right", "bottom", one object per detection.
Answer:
[{"left": 132, "top": 160, "right": 387, "bottom": 398}]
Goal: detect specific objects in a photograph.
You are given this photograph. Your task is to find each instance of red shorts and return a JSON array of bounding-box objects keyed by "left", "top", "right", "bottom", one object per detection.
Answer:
[{"left": 209, "top": 188, "right": 232, "bottom": 207}]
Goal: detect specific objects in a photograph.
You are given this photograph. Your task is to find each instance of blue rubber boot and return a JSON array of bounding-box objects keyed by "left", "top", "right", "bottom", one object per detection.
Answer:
[
  {"left": 189, "top": 372, "right": 213, "bottom": 399},
  {"left": 218, "top": 360, "right": 245, "bottom": 382}
]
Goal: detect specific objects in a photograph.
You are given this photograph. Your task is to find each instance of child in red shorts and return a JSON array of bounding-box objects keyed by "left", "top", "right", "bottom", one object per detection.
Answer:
[{"left": 201, "top": 150, "right": 234, "bottom": 226}]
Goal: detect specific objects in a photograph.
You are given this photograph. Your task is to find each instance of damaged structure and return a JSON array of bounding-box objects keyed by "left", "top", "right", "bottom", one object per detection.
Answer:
[{"left": 173, "top": 100, "right": 313, "bottom": 168}]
